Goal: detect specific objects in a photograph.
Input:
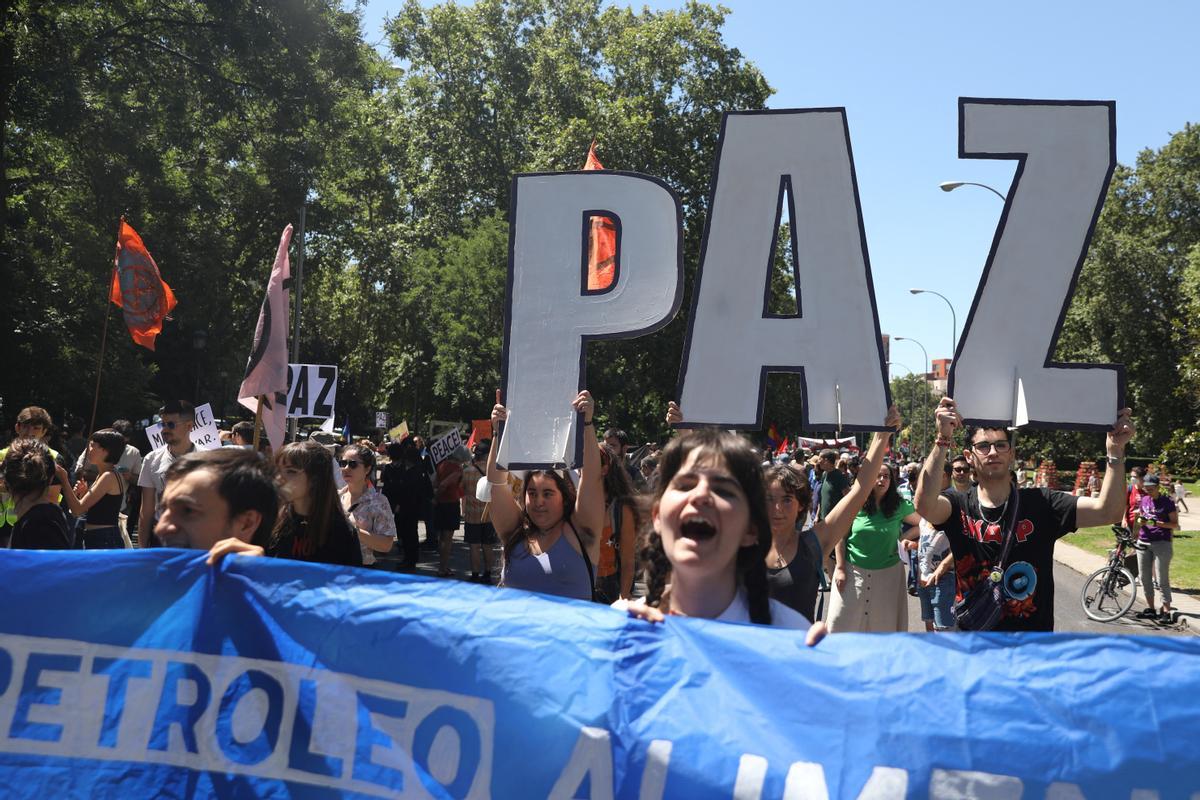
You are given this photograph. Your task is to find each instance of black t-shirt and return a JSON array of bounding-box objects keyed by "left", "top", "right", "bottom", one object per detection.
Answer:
[
  {"left": 10, "top": 503, "right": 73, "bottom": 550},
  {"left": 766, "top": 528, "right": 824, "bottom": 622},
  {"left": 936, "top": 486, "right": 1077, "bottom": 632},
  {"left": 268, "top": 510, "right": 363, "bottom": 567},
  {"left": 381, "top": 461, "right": 433, "bottom": 516}
]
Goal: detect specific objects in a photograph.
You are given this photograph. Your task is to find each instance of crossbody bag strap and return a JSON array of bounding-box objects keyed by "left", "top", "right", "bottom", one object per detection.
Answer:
[
  {"left": 994, "top": 484, "right": 1022, "bottom": 570},
  {"left": 566, "top": 519, "right": 598, "bottom": 601}
]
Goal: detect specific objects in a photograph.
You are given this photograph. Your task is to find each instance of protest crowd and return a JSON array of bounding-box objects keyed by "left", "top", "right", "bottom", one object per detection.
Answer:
[{"left": 1, "top": 389, "right": 1141, "bottom": 633}]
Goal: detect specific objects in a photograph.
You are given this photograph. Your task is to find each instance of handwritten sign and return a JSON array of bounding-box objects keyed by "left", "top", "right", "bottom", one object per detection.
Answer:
[
  {"left": 145, "top": 403, "right": 220, "bottom": 452},
  {"left": 429, "top": 428, "right": 464, "bottom": 465}
]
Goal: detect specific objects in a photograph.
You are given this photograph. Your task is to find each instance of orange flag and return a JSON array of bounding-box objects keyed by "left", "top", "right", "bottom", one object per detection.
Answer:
[
  {"left": 110, "top": 219, "right": 177, "bottom": 350},
  {"left": 582, "top": 142, "right": 616, "bottom": 292}
]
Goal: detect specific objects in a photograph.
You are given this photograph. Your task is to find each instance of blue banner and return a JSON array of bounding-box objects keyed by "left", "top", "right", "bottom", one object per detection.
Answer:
[{"left": 0, "top": 550, "right": 1196, "bottom": 799}]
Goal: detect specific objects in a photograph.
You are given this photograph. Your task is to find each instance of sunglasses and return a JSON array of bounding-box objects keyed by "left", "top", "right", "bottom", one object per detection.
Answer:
[
  {"left": 952, "top": 466, "right": 970, "bottom": 473},
  {"left": 162, "top": 420, "right": 191, "bottom": 429},
  {"left": 969, "top": 440, "right": 1011, "bottom": 455},
  {"left": 337, "top": 459, "right": 362, "bottom": 469}
]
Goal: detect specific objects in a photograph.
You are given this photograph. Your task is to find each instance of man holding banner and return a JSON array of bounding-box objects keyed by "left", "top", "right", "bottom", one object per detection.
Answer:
[{"left": 136, "top": 400, "right": 195, "bottom": 547}]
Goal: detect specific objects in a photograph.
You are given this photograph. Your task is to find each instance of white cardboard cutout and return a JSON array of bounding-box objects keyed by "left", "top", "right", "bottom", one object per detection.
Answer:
[
  {"left": 949, "top": 100, "right": 1123, "bottom": 429},
  {"left": 500, "top": 172, "right": 682, "bottom": 468},
  {"left": 676, "top": 110, "right": 890, "bottom": 431}
]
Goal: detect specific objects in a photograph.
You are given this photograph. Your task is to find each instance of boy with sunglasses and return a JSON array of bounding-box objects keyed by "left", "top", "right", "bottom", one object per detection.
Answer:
[
  {"left": 914, "top": 396, "right": 1134, "bottom": 632},
  {"left": 137, "top": 400, "right": 196, "bottom": 547}
]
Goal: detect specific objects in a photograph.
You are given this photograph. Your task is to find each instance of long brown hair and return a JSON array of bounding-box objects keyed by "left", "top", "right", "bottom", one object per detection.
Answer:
[
  {"left": 273, "top": 441, "right": 345, "bottom": 553},
  {"left": 639, "top": 429, "right": 773, "bottom": 624},
  {"left": 500, "top": 469, "right": 578, "bottom": 568}
]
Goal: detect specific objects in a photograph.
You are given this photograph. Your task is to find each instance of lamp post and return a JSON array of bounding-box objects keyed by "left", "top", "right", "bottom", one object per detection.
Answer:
[
  {"left": 893, "top": 337, "right": 929, "bottom": 452},
  {"left": 887, "top": 361, "right": 915, "bottom": 452},
  {"left": 909, "top": 288, "right": 958, "bottom": 356},
  {"left": 938, "top": 180, "right": 1007, "bottom": 202}
]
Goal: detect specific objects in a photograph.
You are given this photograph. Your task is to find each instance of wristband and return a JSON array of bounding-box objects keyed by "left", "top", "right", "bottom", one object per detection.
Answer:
[
  {"left": 934, "top": 437, "right": 954, "bottom": 449},
  {"left": 583, "top": 420, "right": 594, "bottom": 427}
]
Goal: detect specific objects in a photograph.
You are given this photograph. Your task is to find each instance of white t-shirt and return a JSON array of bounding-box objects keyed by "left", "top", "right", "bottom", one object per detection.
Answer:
[
  {"left": 613, "top": 589, "right": 811, "bottom": 631},
  {"left": 138, "top": 445, "right": 193, "bottom": 497},
  {"left": 917, "top": 518, "right": 950, "bottom": 580}
]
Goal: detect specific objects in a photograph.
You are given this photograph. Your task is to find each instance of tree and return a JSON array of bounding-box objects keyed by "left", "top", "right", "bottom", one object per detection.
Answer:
[{"left": 1, "top": 0, "right": 379, "bottom": 430}]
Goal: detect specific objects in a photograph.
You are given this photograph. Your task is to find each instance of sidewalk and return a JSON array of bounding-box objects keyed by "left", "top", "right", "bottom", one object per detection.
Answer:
[{"left": 1055, "top": 498, "right": 1200, "bottom": 627}]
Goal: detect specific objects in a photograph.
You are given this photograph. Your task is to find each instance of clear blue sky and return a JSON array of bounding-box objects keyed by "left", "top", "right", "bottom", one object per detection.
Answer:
[{"left": 358, "top": 0, "right": 1197, "bottom": 375}]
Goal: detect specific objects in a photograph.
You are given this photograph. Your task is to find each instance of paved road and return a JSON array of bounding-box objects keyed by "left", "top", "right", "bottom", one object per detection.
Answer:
[
  {"left": 894, "top": 560, "right": 1194, "bottom": 635},
  {"left": 380, "top": 524, "right": 1194, "bottom": 636}
]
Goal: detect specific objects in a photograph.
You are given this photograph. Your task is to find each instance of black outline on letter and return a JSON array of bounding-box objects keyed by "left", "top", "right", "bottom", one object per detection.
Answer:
[
  {"left": 761, "top": 175, "right": 801, "bottom": 319},
  {"left": 674, "top": 109, "right": 891, "bottom": 433},
  {"left": 500, "top": 170, "right": 685, "bottom": 469},
  {"left": 947, "top": 98, "right": 1125, "bottom": 431},
  {"left": 579, "top": 210, "right": 622, "bottom": 297}
]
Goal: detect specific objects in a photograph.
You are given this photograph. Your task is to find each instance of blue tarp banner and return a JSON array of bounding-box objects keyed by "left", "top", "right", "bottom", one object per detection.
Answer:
[{"left": 0, "top": 550, "right": 1196, "bottom": 799}]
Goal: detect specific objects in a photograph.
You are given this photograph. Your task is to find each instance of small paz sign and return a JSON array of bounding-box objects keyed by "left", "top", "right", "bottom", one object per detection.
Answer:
[
  {"left": 285, "top": 364, "right": 338, "bottom": 419},
  {"left": 500, "top": 99, "right": 1125, "bottom": 468}
]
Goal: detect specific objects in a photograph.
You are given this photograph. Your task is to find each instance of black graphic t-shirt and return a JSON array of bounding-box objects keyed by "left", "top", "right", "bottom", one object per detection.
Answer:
[{"left": 936, "top": 487, "right": 1078, "bottom": 632}]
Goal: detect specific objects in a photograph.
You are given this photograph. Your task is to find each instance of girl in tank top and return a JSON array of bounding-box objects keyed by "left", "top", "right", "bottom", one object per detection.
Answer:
[
  {"left": 60, "top": 428, "right": 129, "bottom": 549},
  {"left": 485, "top": 390, "right": 605, "bottom": 602}
]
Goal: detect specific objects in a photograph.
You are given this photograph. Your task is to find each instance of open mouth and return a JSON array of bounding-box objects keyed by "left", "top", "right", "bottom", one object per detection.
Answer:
[{"left": 680, "top": 518, "right": 717, "bottom": 542}]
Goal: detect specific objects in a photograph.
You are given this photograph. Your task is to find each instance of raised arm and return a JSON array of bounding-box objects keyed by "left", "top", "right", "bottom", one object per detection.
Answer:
[
  {"left": 1075, "top": 408, "right": 1135, "bottom": 528},
  {"left": 572, "top": 391, "right": 605, "bottom": 555},
  {"left": 914, "top": 397, "right": 959, "bottom": 526},
  {"left": 485, "top": 392, "right": 522, "bottom": 544},
  {"left": 814, "top": 405, "right": 900, "bottom": 554},
  {"left": 57, "top": 466, "right": 119, "bottom": 516}
]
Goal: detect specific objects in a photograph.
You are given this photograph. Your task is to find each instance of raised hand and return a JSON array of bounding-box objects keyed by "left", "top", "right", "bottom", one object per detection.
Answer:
[
  {"left": 935, "top": 397, "right": 962, "bottom": 440},
  {"left": 665, "top": 401, "right": 683, "bottom": 426},
  {"left": 1108, "top": 408, "right": 1134, "bottom": 453},
  {"left": 572, "top": 390, "right": 595, "bottom": 423},
  {"left": 490, "top": 388, "right": 508, "bottom": 432}
]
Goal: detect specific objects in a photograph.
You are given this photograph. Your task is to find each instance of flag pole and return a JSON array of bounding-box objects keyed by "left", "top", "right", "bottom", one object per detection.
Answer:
[
  {"left": 288, "top": 202, "right": 306, "bottom": 443},
  {"left": 251, "top": 394, "right": 265, "bottom": 452},
  {"left": 89, "top": 218, "right": 122, "bottom": 436}
]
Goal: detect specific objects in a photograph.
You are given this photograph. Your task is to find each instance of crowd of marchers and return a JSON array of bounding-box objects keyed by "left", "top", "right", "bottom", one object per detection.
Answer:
[{"left": 3, "top": 392, "right": 1149, "bottom": 634}]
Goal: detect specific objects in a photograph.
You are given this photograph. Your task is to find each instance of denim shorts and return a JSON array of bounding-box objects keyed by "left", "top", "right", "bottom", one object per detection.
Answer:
[{"left": 918, "top": 571, "right": 957, "bottom": 630}]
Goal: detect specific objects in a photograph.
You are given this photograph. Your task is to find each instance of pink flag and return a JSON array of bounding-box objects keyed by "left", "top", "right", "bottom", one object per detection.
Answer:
[{"left": 238, "top": 224, "right": 293, "bottom": 450}]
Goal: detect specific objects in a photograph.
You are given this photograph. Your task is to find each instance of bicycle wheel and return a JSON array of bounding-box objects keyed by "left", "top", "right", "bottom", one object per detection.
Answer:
[{"left": 1080, "top": 566, "right": 1137, "bottom": 622}]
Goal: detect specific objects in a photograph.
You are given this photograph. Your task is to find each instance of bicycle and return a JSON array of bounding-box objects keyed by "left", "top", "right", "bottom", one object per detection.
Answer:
[{"left": 1079, "top": 525, "right": 1147, "bottom": 622}]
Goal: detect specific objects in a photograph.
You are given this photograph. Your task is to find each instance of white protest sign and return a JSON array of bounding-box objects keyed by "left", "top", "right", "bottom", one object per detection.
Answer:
[
  {"left": 501, "top": 170, "right": 682, "bottom": 469},
  {"left": 948, "top": 99, "right": 1123, "bottom": 429},
  {"left": 677, "top": 110, "right": 890, "bottom": 432},
  {"left": 429, "top": 428, "right": 464, "bottom": 465},
  {"left": 145, "top": 403, "right": 220, "bottom": 452},
  {"left": 375, "top": 411, "right": 389, "bottom": 429},
  {"left": 498, "top": 101, "right": 1124, "bottom": 456},
  {"left": 285, "top": 364, "right": 338, "bottom": 419}
]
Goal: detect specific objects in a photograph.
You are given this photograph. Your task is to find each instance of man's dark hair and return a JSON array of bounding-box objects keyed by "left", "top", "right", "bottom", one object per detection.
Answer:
[
  {"left": 110, "top": 419, "right": 134, "bottom": 438},
  {"left": 159, "top": 399, "right": 195, "bottom": 418},
  {"left": 231, "top": 421, "right": 255, "bottom": 443},
  {"left": 603, "top": 428, "right": 628, "bottom": 447},
  {"left": 164, "top": 448, "right": 279, "bottom": 547},
  {"left": 818, "top": 448, "right": 838, "bottom": 462},
  {"left": 16, "top": 406, "right": 52, "bottom": 429},
  {"left": 950, "top": 454, "right": 969, "bottom": 466},
  {"left": 964, "top": 425, "right": 1013, "bottom": 446}
]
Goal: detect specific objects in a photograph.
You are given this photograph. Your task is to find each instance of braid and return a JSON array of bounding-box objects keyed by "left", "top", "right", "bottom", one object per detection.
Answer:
[
  {"left": 640, "top": 528, "right": 671, "bottom": 609},
  {"left": 737, "top": 544, "right": 773, "bottom": 625}
]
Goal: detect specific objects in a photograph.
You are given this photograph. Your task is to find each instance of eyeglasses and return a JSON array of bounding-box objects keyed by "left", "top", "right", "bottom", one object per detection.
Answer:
[
  {"left": 337, "top": 459, "right": 362, "bottom": 469},
  {"left": 969, "top": 440, "right": 1011, "bottom": 455}
]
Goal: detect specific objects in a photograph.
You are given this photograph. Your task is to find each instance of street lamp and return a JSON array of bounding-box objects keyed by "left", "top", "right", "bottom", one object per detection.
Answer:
[
  {"left": 909, "top": 288, "right": 958, "bottom": 355},
  {"left": 893, "top": 337, "right": 930, "bottom": 452},
  {"left": 938, "top": 180, "right": 1007, "bottom": 202},
  {"left": 886, "top": 361, "right": 916, "bottom": 447}
]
